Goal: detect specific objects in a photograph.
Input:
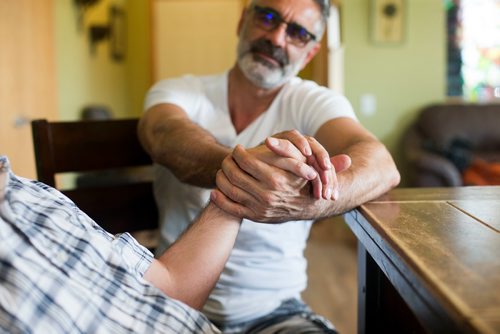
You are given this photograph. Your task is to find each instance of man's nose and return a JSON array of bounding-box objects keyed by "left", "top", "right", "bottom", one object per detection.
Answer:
[{"left": 265, "top": 22, "right": 288, "bottom": 48}]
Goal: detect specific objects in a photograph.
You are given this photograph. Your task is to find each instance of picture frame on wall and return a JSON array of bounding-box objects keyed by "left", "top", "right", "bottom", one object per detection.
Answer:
[
  {"left": 370, "top": 0, "right": 406, "bottom": 45},
  {"left": 110, "top": 5, "right": 126, "bottom": 61}
]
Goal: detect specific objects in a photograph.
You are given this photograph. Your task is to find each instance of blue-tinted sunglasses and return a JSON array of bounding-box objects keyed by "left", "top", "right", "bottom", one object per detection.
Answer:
[{"left": 252, "top": 5, "right": 317, "bottom": 47}]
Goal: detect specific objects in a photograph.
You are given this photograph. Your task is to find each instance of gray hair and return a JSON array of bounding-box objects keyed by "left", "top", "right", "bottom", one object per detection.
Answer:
[
  {"left": 247, "top": 0, "right": 330, "bottom": 36},
  {"left": 248, "top": 0, "right": 330, "bottom": 21},
  {"left": 313, "top": 0, "right": 331, "bottom": 22}
]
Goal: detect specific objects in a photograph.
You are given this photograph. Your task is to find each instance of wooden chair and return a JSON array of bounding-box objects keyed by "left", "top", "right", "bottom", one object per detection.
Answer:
[{"left": 31, "top": 118, "right": 158, "bottom": 240}]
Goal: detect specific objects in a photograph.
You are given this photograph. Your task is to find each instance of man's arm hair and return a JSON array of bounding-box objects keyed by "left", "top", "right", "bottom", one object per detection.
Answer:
[
  {"left": 143, "top": 202, "right": 241, "bottom": 310},
  {"left": 211, "top": 117, "right": 400, "bottom": 221},
  {"left": 138, "top": 104, "right": 329, "bottom": 190},
  {"left": 138, "top": 103, "right": 230, "bottom": 188},
  {"left": 312, "top": 117, "right": 400, "bottom": 216}
]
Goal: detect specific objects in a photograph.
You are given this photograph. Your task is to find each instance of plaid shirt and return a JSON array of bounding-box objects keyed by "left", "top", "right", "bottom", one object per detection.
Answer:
[{"left": 0, "top": 156, "right": 219, "bottom": 333}]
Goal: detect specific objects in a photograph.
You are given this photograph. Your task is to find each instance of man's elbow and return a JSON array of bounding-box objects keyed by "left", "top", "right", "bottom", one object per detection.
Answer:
[
  {"left": 379, "top": 143, "right": 401, "bottom": 189},
  {"left": 390, "top": 167, "right": 401, "bottom": 188}
]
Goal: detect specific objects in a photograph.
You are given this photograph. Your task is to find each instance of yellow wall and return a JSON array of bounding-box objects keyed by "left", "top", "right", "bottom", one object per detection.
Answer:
[
  {"left": 54, "top": 0, "right": 446, "bottom": 185},
  {"left": 125, "top": 1, "right": 151, "bottom": 116},
  {"left": 343, "top": 0, "right": 446, "bottom": 185},
  {"left": 55, "top": 0, "right": 150, "bottom": 120}
]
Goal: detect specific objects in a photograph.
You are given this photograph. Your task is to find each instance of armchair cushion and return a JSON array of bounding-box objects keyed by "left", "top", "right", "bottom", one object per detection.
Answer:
[
  {"left": 404, "top": 103, "right": 500, "bottom": 187},
  {"left": 417, "top": 104, "right": 500, "bottom": 151}
]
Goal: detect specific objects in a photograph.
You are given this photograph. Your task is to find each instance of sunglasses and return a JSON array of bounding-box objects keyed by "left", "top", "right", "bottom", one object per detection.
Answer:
[{"left": 252, "top": 5, "right": 317, "bottom": 47}]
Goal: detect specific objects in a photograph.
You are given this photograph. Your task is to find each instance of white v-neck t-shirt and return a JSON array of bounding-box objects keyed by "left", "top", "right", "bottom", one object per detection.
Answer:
[{"left": 144, "top": 72, "right": 356, "bottom": 323}]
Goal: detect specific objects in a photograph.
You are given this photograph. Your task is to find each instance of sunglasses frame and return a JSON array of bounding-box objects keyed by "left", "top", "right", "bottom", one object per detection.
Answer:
[{"left": 252, "top": 5, "right": 317, "bottom": 46}]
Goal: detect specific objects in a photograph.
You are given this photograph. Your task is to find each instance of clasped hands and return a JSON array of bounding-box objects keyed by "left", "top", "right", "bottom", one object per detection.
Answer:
[{"left": 210, "top": 130, "right": 352, "bottom": 222}]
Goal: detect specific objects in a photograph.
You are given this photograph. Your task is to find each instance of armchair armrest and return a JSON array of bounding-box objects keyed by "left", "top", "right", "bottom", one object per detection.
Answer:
[
  {"left": 413, "top": 151, "right": 463, "bottom": 187},
  {"left": 403, "top": 125, "right": 462, "bottom": 187}
]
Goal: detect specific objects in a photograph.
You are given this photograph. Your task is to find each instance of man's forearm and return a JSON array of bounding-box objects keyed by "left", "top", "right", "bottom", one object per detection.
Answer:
[
  {"left": 144, "top": 202, "right": 241, "bottom": 309},
  {"left": 210, "top": 137, "right": 400, "bottom": 222},
  {"left": 138, "top": 104, "right": 230, "bottom": 188},
  {"left": 311, "top": 139, "right": 400, "bottom": 218}
]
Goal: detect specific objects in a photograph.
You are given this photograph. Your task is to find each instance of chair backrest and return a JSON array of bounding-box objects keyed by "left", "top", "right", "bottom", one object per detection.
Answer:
[{"left": 31, "top": 119, "right": 158, "bottom": 235}]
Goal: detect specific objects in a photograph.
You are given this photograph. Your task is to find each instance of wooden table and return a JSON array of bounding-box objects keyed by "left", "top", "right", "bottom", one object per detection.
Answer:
[{"left": 344, "top": 186, "right": 500, "bottom": 333}]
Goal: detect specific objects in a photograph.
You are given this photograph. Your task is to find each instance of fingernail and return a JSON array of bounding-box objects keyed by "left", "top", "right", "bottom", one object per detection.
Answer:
[
  {"left": 210, "top": 191, "right": 217, "bottom": 201},
  {"left": 268, "top": 137, "right": 279, "bottom": 146},
  {"left": 307, "top": 170, "right": 317, "bottom": 180},
  {"left": 304, "top": 146, "right": 312, "bottom": 156}
]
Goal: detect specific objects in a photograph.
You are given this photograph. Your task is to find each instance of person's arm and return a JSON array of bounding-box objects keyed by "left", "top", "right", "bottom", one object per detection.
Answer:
[
  {"left": 138, "top": 103, "right": 230, "bottom": 188},
  {"left": 211, "top": 117, "right": 400, "bottom": 221},
  {"left": 312, "top": 117, "right": 400, "bottom": 215},
  {"left": 143, "top": 202, "right": 240, "bottom": 310},
  {"left": 138, "top": 104, "right": 329, "bottom": 189}
]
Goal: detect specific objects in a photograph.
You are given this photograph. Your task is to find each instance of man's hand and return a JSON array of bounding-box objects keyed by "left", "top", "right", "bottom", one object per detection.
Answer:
[
  {"left": 269, "top": 130, "right": 333, "bottom": 200},
  {"left": 210, "top": 136, "right": 352, "bottom": 222},
  {"left": 267, "top": 132, "right": 351, "bottom": 200}
]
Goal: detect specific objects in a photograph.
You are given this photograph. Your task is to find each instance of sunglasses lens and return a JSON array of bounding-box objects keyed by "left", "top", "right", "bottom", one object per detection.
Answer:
[
  {"left": 287, "top": 24, "right": 310, "bottom": 45},
  {"left": 255, "top": 9, "right": 279, "bottom": 30},
  {"left": 252, "top": 6, "right": 315, "bottom": 46}
]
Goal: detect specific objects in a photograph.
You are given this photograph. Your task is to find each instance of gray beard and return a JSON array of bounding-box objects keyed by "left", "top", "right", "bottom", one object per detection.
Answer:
[{"left": 237, "top": 53, "right": 305, "bottom": 89}]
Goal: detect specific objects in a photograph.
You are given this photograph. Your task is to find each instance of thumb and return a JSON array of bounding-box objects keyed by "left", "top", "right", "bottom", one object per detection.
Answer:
[{"left": 330, "top": 154, "right": 351, "bottom": 173}]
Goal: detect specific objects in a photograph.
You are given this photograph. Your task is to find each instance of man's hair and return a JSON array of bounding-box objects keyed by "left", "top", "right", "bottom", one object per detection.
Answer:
[
  {"left": 248, "top": 0, "right": 330, "bottom": 22},
  {"left": 314, "top": 0, "right": 331, "bottom": 22}
]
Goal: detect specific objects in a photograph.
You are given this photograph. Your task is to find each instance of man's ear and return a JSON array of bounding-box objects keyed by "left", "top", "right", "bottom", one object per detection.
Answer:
[{"left": 300, "top": 42, "right": 322, "bottom": 70}]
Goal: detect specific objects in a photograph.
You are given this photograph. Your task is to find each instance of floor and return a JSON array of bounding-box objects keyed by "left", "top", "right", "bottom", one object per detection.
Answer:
[{"left": 302, "top": 216, "right": 358, "bottom": 334}]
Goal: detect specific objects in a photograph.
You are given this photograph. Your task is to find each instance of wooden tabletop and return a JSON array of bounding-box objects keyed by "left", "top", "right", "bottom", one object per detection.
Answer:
[{"left": 350, "top": 186, "right": 500, "bottom": 333}]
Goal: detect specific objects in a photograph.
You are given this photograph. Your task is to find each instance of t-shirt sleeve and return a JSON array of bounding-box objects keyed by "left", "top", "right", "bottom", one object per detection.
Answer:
[
  {"left": 111, "top": 232, "right": 154, "bottom": 278},
  {"left": 287, "top": 81, "right": 357, "bottom": 136},
  {"left": 143, "top": 75, "right": 201, "bottom": 117}
]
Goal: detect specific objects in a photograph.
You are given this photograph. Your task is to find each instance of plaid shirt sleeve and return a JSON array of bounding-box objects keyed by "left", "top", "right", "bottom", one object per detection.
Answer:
[{"left": 0, "top": 156, "right": 219, "bottom": 334}]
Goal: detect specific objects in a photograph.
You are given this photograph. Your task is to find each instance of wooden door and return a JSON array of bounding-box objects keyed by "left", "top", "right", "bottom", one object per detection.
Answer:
[
  {"left": 0, "top": 0, "right": 57, "bottom": 179},
  {"left": 151, "top": 0, "right": 246, "bottom": 81}
]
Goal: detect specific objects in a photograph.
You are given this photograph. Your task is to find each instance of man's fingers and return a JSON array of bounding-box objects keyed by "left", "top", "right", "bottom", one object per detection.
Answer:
[
  {"left": 305, "top": 136, "right": 331, "bottom": 171},
  {"left": 210, "top": 189, "right": 254, "bottom": 219},
  {"left": 219, "top": 158, "right": 265, "bottom": 202},
  {"left": 272, "top": 129, "right": 311, "bottom": 156},
  {"left": 310, "top": 173, "right": 322, "bottom": 199},
  {"left": 236, "top": 144, "right": 316, "bottom": 180},
  {"left": 265, "top": 137, "right": 306, "bottom": 162},
  {"left": 308, "top": 154, "right": 352, "bottom": 201},
  {"left": 231, "top": 145, "right": 275, "bottom": 182},
  {"left": 326, "top": 155, "right": 351, "bottom": 200}
]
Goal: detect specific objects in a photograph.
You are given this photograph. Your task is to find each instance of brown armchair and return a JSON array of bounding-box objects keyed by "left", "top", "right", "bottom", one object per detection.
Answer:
[{"left": 403, "top": 103, "right": 500, "bottom": 187}]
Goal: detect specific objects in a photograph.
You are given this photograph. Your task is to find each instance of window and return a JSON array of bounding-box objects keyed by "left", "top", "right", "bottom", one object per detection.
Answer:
[{"left": 446, "top": 0, "right": 500, "bottom": 102}]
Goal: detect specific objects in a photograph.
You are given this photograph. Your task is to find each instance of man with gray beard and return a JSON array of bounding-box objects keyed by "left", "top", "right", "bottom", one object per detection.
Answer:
[{"left": 139, "top": 0, "right": 400, "bottom": 332}]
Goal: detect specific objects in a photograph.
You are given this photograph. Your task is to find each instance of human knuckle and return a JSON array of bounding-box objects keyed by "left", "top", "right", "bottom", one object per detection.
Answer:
[
  {"left": 237, "top": 155, "right": 253, "bottom": 171},
  {"left": 229, "top": 186, "right": 240, "bottom": 201},
  {"left": 260, "top": 192, "right": 275, "bottom": 205},
  {"left": 222, "top": 167, "right": 237, "bottom": 183},
  {"left": 221, "top": 157, "right": 231, "bottom": 168},
  {"left": 235, "top": 206, "right": 245, "bottom": 217},
  {"left": 215, "top": 170, "right": 225, "bottom": 185},
  {"left": 283, "top": 140, "right": 295, "bottom": 150},
  {"left": 275, "top": 174, "right": 289, "bottom": 187},
  {"left": 306, "top": 135, "right": 316, "bottom": 142},
  {"left": 268, "top": 174, "right": 283, "bottom": 189}
]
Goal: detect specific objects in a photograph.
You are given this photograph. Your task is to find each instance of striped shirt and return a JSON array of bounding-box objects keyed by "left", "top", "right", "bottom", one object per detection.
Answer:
[{"left": 0, "top": 156, "right": 219, "bottom": 333}]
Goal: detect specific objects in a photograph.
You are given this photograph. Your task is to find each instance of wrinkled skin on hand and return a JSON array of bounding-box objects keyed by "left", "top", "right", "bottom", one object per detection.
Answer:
[{"left": 211, "top": 130, "right": 351, "bottom": 222}]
